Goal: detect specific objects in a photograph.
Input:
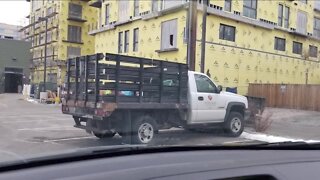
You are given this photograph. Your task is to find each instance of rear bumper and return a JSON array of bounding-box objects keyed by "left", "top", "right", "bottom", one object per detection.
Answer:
[{"left": 244, "top": 110, "right": 250, "bottom": 121}]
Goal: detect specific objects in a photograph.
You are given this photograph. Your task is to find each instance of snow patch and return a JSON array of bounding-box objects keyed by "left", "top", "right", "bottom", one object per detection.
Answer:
[
  {"left": 26, "top": 98, "right": 39, "bottom": 104},
  {"left": 241, "top": 132, "right": 320, "bottom": 143}
]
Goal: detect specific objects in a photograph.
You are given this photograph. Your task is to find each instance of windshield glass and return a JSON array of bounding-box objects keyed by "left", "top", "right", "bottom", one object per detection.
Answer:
[{"left": 1, "top": 0, "right": 320, "bottom": 164}]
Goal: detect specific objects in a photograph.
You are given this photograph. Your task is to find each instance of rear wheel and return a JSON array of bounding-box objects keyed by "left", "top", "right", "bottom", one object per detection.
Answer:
[
  {"left": 224, "top": 112, "right": 244, "bottom": 137},
  {"left": 131, "top": 116, "right": 157, "bottom": 144}
]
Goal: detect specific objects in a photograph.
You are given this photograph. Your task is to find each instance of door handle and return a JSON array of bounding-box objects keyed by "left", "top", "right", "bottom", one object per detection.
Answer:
[{"left": 198, "top": 96, "right": 204, "bottom": 101}]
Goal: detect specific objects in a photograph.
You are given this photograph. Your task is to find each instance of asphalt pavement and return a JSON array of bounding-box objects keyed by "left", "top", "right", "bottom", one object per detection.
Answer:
[{"left": 0, "top": 94, "right": 250, "bottom": 163}]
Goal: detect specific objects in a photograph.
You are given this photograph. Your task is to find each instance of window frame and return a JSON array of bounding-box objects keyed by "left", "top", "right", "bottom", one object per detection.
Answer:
[
  {"left": 297, "top": 11, "right": 307, "bottom": 34},
  {"left": 118, "top": 32, "right": 123, "bottom": 53},
  {"left": 105, "top": 4, "right": 110, "bottom": 25},
  {"left": 314, "top": 17, "right": 320, "bottom": 38},
  {"left": 161, "top": 19, "right": 178, "bottom": 50},
  {"left": 67, "top": 25, "right": 82, "bottom": 43},
  {"left": 278, "top": 4, "right": 283, "bottom": 27},
  {"left": 133, "top": 28, "right": 139, "bottom": 52},
  {"left": 284, "top": 6, "right": 290, "bottom": 28},
  {"left": 67, "top": 46, "right": 81, "bottom": 59},
  {"left": 243, "top": 0, "right": 257, "bottom": 19},
  {"left": 224, "top": 0, "right": 232, "bottom": 12},
  {"left": 152, "top": 0, "right": 159, "bottom": 12},
  {"left": 309, "top": 45, "right": 318, "bottom": 58},
  {"left": 219, "top": 24, "right": 236, "bottom": 42},
  {"left": 292, "top": 41, "right": 303, "bottom": 55},
  {"left": 274, "top": 37, "right": 286, "bottom": 51},
  {"left": 124, "top": 30, "right": 130, "bottom": 53},
  {"left": 68, "top": 3, "right": 82, "bottom": 19},
  {"left": 134, "top": 0, "right": 139, "bottom": 17},
  {"left": 300, "top": 0, "right": 307, "bottom": 4}
]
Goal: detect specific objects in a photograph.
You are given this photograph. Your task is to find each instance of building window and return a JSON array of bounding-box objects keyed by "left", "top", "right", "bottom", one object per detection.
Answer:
[
  {"left": 293, "top": 41, "right": 303, "bottom": 55},
  {"left": 67, "top": 25, "right": 82, "bottom": 43},
  {"left": 67, "top": 47, "right": 81, "bottom": 58},
  {"left": 274, "top": 37, "right": 286, "bottom": 51},
  {"left": 278, "top": 4, "right": 283, "bottom": 27},
  {"left": 297, "top": 11, "right": 307, "bottom": 34},
  {"left": 161, "top": 19, "right": 177, "bottom": 50},
  {"left": 162, "top": 0, "right": 183, "bottom": 10},
  {"left": 278, "top": 5, "right": 290, "bottom": 28},
  {"left": 152, "top": 0, "right": 159, "bottom": 11},
  {"left": 47, "top": 31, "right": 52, "bottom": 42},
  {"left": 134, "top": 0, "right": 139, "bottom": 17},
  {"left": 118, "top": 0, "right": 129, "bottom": 22},
  {"left": 133, "top": 28, "right": 139, "bottom": 52},
  {"left": 219, "top": 24, "right": 235, "bottom": 42},
  {"left": 284, "top": 6, "right": 290, "bottom": 28},
  {"left": 243, "top": 0, "right": 257, "bottom": 19},
  {"left": 124, "top": 30, "right": 129, "bottom": 53},
  {"left": 40, "top": 33, "right": 44, "bottom": 44},
  {"left": 224, "top": 0, "right": 232, "bottom": 12},
  {"left": 47, "top": 73, "right": 57, "bottom": 83},
  {"left": 105, "top": 4, "right": 110, "bottom": 25},
  {"left": 47, "top": 7, "right": 53, "bottom": 16},
  {"left": 309, "top": 45, "right": 318, "bottom": 58},
  {"left": 300, "top": 0, "right": 307, "bottom": 4},
  {"left": 315, "top": 1, "right": 320, "bottom": 11},
  {"left": 68, "top": 3, "right": 82, "bottom": 19},
  {"left": 118, "top": 32, "right": 123, "bottom": 53},
  {"left": 314, "top": 18, "right": 320, "bottom": 38}
]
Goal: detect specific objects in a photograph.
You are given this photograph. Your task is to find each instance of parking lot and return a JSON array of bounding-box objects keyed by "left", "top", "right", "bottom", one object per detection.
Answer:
[{"left": 2, "top": 93, "right": 320, "bottom": 163}]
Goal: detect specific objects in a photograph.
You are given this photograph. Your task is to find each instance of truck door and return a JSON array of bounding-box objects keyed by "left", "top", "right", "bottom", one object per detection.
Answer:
[{"left": 192, "top": 74, "right": 225, "bottom": 123}]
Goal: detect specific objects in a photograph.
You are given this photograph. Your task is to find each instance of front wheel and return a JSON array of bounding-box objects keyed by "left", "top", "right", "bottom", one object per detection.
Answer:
[
  {"left": 131, "top": 116, "right": 157, "bottom": 144},
  {"left": 223, "top": 112, "right": 244, "bottom": 137}
]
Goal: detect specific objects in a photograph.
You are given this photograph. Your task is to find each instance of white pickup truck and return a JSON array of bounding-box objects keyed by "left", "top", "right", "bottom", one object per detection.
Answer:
[{"left": 62, "top": 53, "right": 249, "bottom": 144}]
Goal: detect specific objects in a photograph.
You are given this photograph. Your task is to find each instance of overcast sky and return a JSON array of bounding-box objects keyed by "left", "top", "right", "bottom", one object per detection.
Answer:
[{"left": 0, "top": 1, "right": 29, "bottom": 26}]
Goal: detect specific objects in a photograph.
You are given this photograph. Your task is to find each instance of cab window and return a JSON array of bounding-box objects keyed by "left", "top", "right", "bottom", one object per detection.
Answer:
[{"left": 194, "top": 74, "right": 217, "bottom": 93}]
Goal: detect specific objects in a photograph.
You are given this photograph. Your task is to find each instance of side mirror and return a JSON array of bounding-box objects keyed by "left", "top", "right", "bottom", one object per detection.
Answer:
[{"left": 217, "top": 85, "right": 223, "bottom": 93}]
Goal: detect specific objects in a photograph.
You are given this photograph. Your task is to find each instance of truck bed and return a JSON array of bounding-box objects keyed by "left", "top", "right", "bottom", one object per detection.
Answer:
[{"left": 62, "top": 53, "right": 189, "bottom": 118}]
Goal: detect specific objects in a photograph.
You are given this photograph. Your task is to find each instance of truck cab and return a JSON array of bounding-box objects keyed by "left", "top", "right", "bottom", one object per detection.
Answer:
[{"left": 187, "top": 71, "right": 249, "bottom": 136}]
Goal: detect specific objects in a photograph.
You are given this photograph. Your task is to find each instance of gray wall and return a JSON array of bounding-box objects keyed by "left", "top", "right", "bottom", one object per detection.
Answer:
[{"left": 0, "top": 39, "right": 31, "bottom": 93}]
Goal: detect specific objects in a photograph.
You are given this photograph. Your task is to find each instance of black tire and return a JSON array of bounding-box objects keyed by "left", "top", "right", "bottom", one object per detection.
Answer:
[
  {"left": 223, "top": 112, "right": 244, "bottom": 137},
  {"left": 131, "top": 116, "right": 157, "bottom": 144},
  {"left": 93, "top": 132, "right": 116, "bottom": 139}
]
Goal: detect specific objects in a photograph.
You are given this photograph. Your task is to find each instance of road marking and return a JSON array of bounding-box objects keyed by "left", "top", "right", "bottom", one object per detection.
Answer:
[
  {"left": 43, "top": 136, "right": 95, "bottom": 142},
  {"left": 18, "top": 126, "right": 79, "bottom": 131}
]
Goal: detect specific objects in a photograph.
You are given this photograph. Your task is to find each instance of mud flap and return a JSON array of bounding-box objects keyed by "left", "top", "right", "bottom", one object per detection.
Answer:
[{"left": 85, "top": 119, "right": 93, "bottom": 134}]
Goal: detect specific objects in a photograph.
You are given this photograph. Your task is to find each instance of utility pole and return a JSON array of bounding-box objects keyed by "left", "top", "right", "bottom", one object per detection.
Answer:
[
  {"left": 200, "top": 0, "right": 208, "bottom": 73},
  {"left": 187, "top": 0, "right": 197, "bottom": 71}
]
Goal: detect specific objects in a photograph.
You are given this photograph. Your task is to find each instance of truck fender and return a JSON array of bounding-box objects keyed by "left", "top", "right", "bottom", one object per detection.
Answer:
[{"left": 224, "top": 102, "right": 246, "bottom": 121}]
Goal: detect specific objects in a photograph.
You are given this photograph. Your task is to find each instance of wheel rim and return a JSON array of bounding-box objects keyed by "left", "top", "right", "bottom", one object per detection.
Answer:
[
  {"left": 138, "top": 123, "right": 154, "bottom": 144},
  {"left": 230, "top": 117, "right": 242, "bottom": 133}
]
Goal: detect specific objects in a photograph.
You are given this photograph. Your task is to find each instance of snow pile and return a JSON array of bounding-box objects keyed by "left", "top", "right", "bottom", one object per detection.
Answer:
[
  {"left": 241, "top": 132, "right": 320, "bottom": 143},
  {"left": 26, "top": 98, "right": 39, "bottom": 104}
]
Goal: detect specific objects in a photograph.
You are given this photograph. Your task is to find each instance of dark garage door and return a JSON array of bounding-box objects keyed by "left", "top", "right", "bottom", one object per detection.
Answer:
[{"left": 4, "top": 68, "right": 23, "bottom": 93}]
